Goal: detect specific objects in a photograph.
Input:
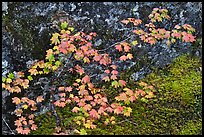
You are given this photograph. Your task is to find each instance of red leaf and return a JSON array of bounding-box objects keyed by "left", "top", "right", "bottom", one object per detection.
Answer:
[
  {"left": 111, "top": 70, "right": 118, "bottom": 75},
  {"left": 89, "top": 109, "right": 100, "bottom": 119},
  {"left": 102, "top": 76, "right": 110, "bottom": 82},
  {"left": 119, "top": 80, "right": 126, "bottom": 87},
  {"left": 104, "top": 69, "right": 110, "bottom": 74},
  {"left": 93, "top": 54, "right": 102, "bottom": 62},
  {"left": 65, "top": 86, "right": 72, "bottom": 92},
  {"left": 114, "top": 106, "right": 124, "bottom": 114},
  {"left": 115, "top": 44, "right": 122, "bottom": 52}
]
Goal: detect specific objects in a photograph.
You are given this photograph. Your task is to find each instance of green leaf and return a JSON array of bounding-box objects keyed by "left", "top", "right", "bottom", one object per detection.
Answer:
[
  {"left": 43, "top": 68, "right": 49, "bottom": 73},
  {"left": 7, "top": 73, "right": 14, "bottom": 79},
  {"left": 55, "top": 61, "right": 61, "bottom": 66},
  {"left": 140, "top": 98, "right": 148, "bottom": 103},
  {"left": 27, "top": 75, "right": 33, "bottom": 81},
  {"left": 79, "top": 128, "right": 87, "bottom": 135},
  {"left": 111, "top": 80, "right": 119, "bottom": 88},
  {"left": 131, "top": 40, "right": 138, "bottom": 46},
  {"left": 60, "top": 21, "right": 68, "bottom": 30},
  {"left": 68, "top": 27, "right": 74, "bottom": 32},
  {"left": 48, "top": 54, "right": 55, "bottom": 62},
  {"left": 2, "top": 76, "right": 6, "bottom": 82}
]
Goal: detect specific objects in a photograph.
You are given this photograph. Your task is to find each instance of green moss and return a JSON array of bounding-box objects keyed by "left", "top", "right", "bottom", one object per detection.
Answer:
[
  {"left": 30, "top": 112, "right": 56, "bottom": 135},
  {"left": 178, "top": 119, "right": 202, "bottom": 135}
]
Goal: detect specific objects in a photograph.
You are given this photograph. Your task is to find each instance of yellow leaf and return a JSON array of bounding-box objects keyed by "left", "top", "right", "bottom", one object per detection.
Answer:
[
  {"left": 6, "top": 78, "right": 12, "bottom": 83},
  {"left": 22, "top": 104, "right": 29, "bottom": 110},
  {"left": 76, "top": 79, "right": 81, "bottom": 83}
]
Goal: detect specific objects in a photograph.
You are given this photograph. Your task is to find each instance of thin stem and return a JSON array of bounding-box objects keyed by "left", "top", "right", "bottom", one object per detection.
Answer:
[{"left": 98, "top": 34, "right": 133, "bottom": 52}]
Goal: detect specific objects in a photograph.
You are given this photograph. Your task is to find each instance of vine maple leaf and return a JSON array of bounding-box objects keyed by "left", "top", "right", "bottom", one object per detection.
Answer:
[
  {"left": 22, "top": 128, "right": 30, "bottom": 135},
  {"left": 31, "top": 124, "right": 38, "bottom": 130},
  {"left": 111, "top": 70, "right": 118, "bottom": 75},
  {"left": 93, "top": 54, "right": 102, "bottom": 62},
  {"left": 12, "top": 97, "right": 21, "bottom": 105},
  {"left": 111, "top": 80, "right": 119, "bottom": 88},
  {"left": 115, "top": 44, "right": 122, "bottom": 52},
  {"left": 72, "top": 107, "right": 80, "bottom": 113},
  {"left": 28, "top": 120, "right": 34, "bottom": 125},
  {"left": 110, "top": 75, "right": 117, "bottom": 80},
  {"left": 123, "top": 45, "right": 131, "bottom": 52},
  {"left": 120, "top": 55, "right": 127, "bottom": 61},
  {"left": 110, "top": 65, "right": 117, "bottom": 70},
  {"left": 28, "top": 68, "right": 38, "bottom": 76},
  {"left": 16, "top": 127, "right": 23, "bottom": 134},
  {"left": 121, "top": 19, "right": 129, "bottom": 25},
  {"left": 27, "top": 100, "right": 36, "bottom": 107},
  {"left": 50, "top": 33, "right": 60, "bottom": 45},
  {"left": 104, "top": 69, "right": 110, "bottom": 74},
  {"left": 75, "top": 65, "right": 85, "bottom": 75},
  {"left": 102, "top": 76, "right": 110, "bottom": 82},
  {"left": 119, "top": 80, "right": 126, "bottom": 87},
  {"left": 14, "top": 119, "right": 22, "bottom": 127},
  {"left": 89, "top": 109, "right": 100, "bottom": 119},
  {"left": 65, "top": 86, "right": 72, "bottom": 92},
  {"left": 82, "top": 75, "right": 90, "bottom": 84},
  {"left": 114, "top": 106, "right": 124, "bottom": 114},
  {"left": 127, "top": 53, "right": 133, "bottom": 59},
  {"left": 83, "top": 104, "right": 92, "bottom": 111},
  {"left": 36, "top": 96, "right": 44, "bottom": 103}
]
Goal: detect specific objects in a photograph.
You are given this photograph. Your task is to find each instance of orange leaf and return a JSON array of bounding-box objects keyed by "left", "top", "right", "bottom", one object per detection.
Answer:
[
  {"left": 123, "top": 45, "right": 131, "bottom": 52},
  {"left": 12, "top": 97, "right": 21, "bottom": 105},
  {"left": 16, "top": 127, "right": 23, "bottom": 134},
  {"left": 58, "top": 86, "right": 65, "bottom": 91},
  {"left": 36, "top": 96, "right": 44, "bottom": 103},
  {"left": 22, "top": 127, "right": 30, "bottom": 135},
  {"left": 120, "top": 55, "right": 127, "bottom": 61},
  {"left": 31, "top": 124, "right": 37, "bottom": 130},
  {"left": 121, "top": 19, "right": 129, "bottom": 25},
  {"left": 14, "top": 120, "right": 22, "bottom": 127},
  {"left": 110, "top": 65, "right": 117, "bottom": 70},
  {"left": 81, "top": 75, "right": 90, "bottom": 84},
  {"left": 110, "top": 75, "right": 117, "bottom": 80},
  {"left": 72, "top": 107, "right": 80, "bottom": 113}
]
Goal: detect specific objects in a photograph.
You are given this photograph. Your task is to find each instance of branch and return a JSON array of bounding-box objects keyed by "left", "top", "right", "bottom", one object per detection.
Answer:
[{"left": 98, "top": 34, "right": 133, "bottom": 52}]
